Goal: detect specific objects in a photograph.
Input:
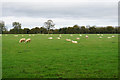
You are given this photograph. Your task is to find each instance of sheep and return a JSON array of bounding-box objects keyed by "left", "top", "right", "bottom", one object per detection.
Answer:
[
  {"left": 101, "top": 34, "right": 103, "bottom": 36},
  {"left": 19, "top": 38, "right": 26, "bottom": 43},
  {"left": 76, "top": 37, "right": 80, "bottom": 40},
  {"left": 59, "top": 34, "right": 62, "bottom": 38},
  {"left": 57, "top": 37, "right": 60, "bottom": 39},
  {"left": 14, "top": 35, "right": 18, "bottom": 37},
  {"left": 48, "top": 37, "right": 53, "bottom": 39},
  {"left": 72, "top": 40, "right": 78, "bottom": 43},
  {"left": 99, "top": 36, "right": 102, "bottom": 38},
  {"left": 66, "top": 39, "right": 71, "bottom": 41},
  {"left": 80, "top": 34, "right": 82, "bottom": 36},
  {"left": 97, "top": 34, "right": 100, "bottom": 36},
  {"left": 70, "top": 34, "right": 73, "bottom": 36},
  {"left": 112, "top": 35, "right": 115, "bottom": 37},
  {"left": 0, "top": 34, "right": 2, "bottom": 37},
  {"left": 29, "top": 35, "right": 31, "bottom": 36},
  {"left": 108, "top": 37, "right": 111, "bottom": 39},
  {"left": 86, "top": 35, "right": 88, "bottom": 38},
  {"left": 25, "top": 38, "right": 31, "bottom": 43},
  {"left": 22, "top": 35, "right": 24, "bottom": 37}
]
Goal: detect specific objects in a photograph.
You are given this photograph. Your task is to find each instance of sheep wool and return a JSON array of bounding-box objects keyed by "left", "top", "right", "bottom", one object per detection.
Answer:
[
  {"left": 19, "top": 38, "right": 26, "bottom": 43},
  {"left": 76, "top": 38, "right": 80, "bottom": 40},
  {"left": 66, "top": 39, "right": 71, "bottom": 41},
  {"left": 25, "top": 38, "right": 31, "bottom": 43},
  {"left": 48, "top": 37, "right": 53, "bottom": 39},
  {"left": 72, "top": 40, "right": 78, "bottom": 43}
]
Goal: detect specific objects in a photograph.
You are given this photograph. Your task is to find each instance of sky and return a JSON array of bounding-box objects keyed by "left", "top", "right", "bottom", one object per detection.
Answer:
[{"left": 1, "top": 0, "right": 119, "bottom": 30}]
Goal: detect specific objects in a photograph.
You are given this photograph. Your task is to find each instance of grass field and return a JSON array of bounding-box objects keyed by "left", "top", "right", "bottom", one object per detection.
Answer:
[{"left": 2, "top": 34, "right": 118, "bottom": 78}]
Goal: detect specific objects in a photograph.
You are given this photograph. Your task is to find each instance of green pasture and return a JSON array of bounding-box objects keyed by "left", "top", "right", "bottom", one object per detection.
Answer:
[{"left": 2, "top": 34, "right": 118, "bottom": 78}]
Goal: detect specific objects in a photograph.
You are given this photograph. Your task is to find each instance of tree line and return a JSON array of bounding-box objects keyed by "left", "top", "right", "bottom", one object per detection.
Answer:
[{"left": 0, "top": 20, "right": 120, "bottom": 34}]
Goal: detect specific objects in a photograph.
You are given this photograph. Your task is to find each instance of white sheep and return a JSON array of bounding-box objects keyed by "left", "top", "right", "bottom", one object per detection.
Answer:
[
  {"left": 99, "top": 36, "right": 102, "bottom": 38},
  {"left": 48, "top": 37, "right": 53, "bottom": 39},
  {"left": 108, "top": 37, "right": 111, "bottom": 39},
  {"left": 57, "top": 37, "right": 60, "bottom": 39},
  {"left": 76, "top": 37, "right": 80, "bottom": 40},
  {"left": 101, "top": 34, "right": 103, "bottom": 36},
  {"left": 72, "top": 40, "right": 78, "bottom": 43},
  {"left": 66, "top": 39, "right": 71, "bottom": 41},
  {"left": 59, "top": 34, "right": 62, "bottom": 38},
  {"left": 29, "top": 35, "right": 31, "bottom": 36},
  {"left": 14, "top": 35, "right": 18, "bottom": 37},
  {"left": 19, "top": 38, "right": 26, "bottom": 43},
  {"left": 25, "top": 38, "right": 31, "bottom": 43},
  {"left": 70, "top": 34, "right": 73, "bottom": 36},
  {"left": 86, "top": 35, "right": 88, "bottom": 38},
  {"left": 112, "top": 35, "right": 115, "bottom": 37},
  {"left": 80, "top": 34, "right": 82, "bottom": 36}
]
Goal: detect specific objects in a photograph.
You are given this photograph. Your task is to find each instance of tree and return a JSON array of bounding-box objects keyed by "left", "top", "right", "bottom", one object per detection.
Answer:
[
  {"left": 0, "top": 21, "right": 7, "bottom": 34},
  {"left": 44, "top": 20, "right": 55, "bottom": 34},
  {"left": 23, "top": 28, "right": 30, "bottom": 34},
  {"left": 73, "top": 25, "right": 80, "bottom": 34},
  {"left": 12, "top": 22, "right": 21, "bottom": 33},
  {"left": 80, "top": 26, "right": 86, "bottom": 34},
  {"left": 106, "top": 26, "right": 114, "bottom": 34},
  {"left": 89, "top": 26, "right": 96, "bottom": 34}
]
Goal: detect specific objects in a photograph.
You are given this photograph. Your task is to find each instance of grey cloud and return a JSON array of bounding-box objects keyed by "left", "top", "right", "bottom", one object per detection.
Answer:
[{"left": 2, "top": 2, "right": 117, "bottom": 20}]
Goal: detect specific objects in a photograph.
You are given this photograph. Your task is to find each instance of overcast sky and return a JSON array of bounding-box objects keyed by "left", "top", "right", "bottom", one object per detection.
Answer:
[{"left": 1, "top": 0, "right": 119, "bottom": 30}]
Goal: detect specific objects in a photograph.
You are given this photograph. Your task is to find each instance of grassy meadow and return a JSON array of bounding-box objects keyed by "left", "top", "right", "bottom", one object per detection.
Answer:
[{"left": 2, "top": 34, "right": 118, "bottom": 78}]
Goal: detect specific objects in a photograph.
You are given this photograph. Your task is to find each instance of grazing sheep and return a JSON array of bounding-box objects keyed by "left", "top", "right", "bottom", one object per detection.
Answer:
[
  {"left": 97, "top": 34, "right": 100, "bottom": 36},
  {"left": 14, "top": 35, "right": 18, "bottom": 37},
  {"left": 57, "top": 37, "right": 60, "bottom": 39},
  {"left": 29, "top": 35, "right": 31, "bottom": 36},
  {"left": 59, "top": 34, "right": 62, "bottom": 38},
  {"left": 70, "top": 34, "right": 73, "bottom": 36},
  {"left": 72, "top": 40, "right": 78, "bottom": 43},
  {"left": 112, "top": 35, "right": 115, "bottom": 37},
  {"left": 76, "top": 37, "right": 80, "bottom": 40},
  {"left": 86, "top": 35, "right": 88, "bottom": 38},
  {"left": 66, "top": 39, "right": 71, "bottom": 41},
  {"left": 99, "top": 36, "right": 102, "bottom": 38},
  {"left": 19, "top": 38, "right": 26, "bottom": 43},
  {"left": 25, "top": 38, "right": 31, "bottom": 43},
  {"left": 101, "top": 34, "right": 103, "bottom": 36},
  {"left": 0, "top": 34, "right": 2, "bottom": 37},
  {"left": 108, "top": 37, "right": 111, "bottom": 39},
  {"left": 80, "top": 34, "right": 82, "bottom": 36},
  {"left": 48, "top": 37, "right": 53, "bottom": 39}
]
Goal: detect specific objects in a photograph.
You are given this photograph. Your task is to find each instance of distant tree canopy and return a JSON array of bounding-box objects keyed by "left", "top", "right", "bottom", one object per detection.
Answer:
[{"left": 1, "top": 21, "right": 120, "bottom": 34}]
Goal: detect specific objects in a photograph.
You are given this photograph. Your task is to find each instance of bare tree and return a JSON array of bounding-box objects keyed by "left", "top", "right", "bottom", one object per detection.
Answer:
[{"left": 44, "top": 20, "right": 55, "bottom": 34}]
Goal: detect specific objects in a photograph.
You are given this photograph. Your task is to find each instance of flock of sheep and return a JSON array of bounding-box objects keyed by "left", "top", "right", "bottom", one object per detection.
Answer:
[
  {"left": 47, "top": 34, "right": 115, "bottom": 44},
  {"left": 19, "top": 38, "right": 31, "bottom": 43},
  {"left": 0, "top": 34, "right": 115, "bottom": 44}
]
